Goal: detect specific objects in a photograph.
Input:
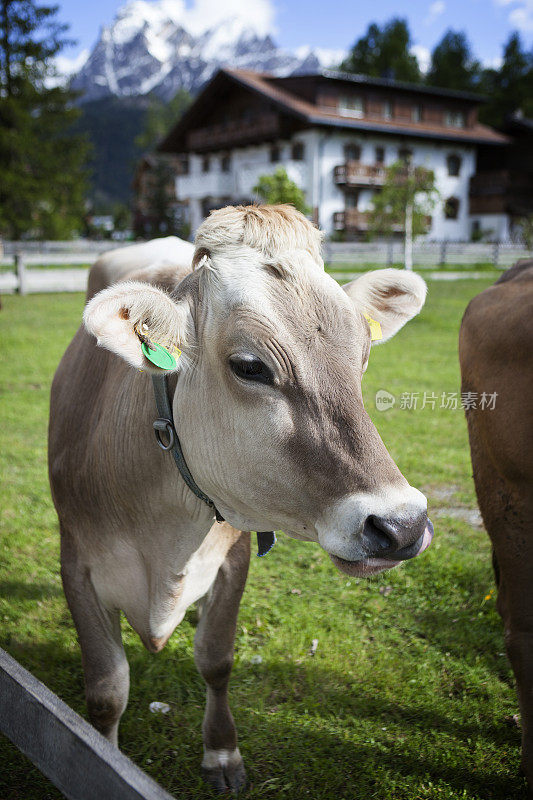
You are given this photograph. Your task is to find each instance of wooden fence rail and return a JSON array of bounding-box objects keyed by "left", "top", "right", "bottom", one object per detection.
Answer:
[{"left": 0, "top": 648, "right": 175, "bottom": 800}]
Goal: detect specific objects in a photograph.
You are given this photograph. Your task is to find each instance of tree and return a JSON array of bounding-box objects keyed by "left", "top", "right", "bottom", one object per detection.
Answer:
[
  {"left": 368, "top": 161, "right": 438, "bottom": 269},
  {"left": 0, "top": 0, "right": 90, "bottom": 239},
  {"left": 253, "top": 167, "right": 310, "bottom": 215},
  {"left": 480, "top": 33, "right": 533, "bottom": 127},
  {"left": 427, "top": 30, "right": 482, "bottom": 92},
  {"left": 339, "top": 18, "right": 421, "bottom": 83},
  {"left": 516, "top": 214, "right": 533, "bottom": 249},
  {"left": 135, "top": 89, "right": 192, "bottom": 151}
]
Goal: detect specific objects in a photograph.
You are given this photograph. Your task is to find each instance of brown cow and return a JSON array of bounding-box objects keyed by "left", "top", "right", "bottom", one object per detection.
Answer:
[
  {"left": 49, "top": 205, "right": 433, "bottom": 791},
  {"left": 460, "top": 259, "right": 533, "bottom": 797}
]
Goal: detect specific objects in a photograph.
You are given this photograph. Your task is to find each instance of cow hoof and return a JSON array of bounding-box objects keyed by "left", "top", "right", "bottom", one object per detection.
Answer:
[{"left": 202, "top": 748, "right": 247, "bottom": 794}]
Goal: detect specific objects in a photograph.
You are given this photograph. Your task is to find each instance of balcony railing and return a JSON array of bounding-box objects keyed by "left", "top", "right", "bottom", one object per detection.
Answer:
[
  {"left": 334, "top": 210, "right": 374, "bottom": 231},
  {"left": 334, "top": 209, "right": 430, "bottom": 233},
  {"left": 469, "top": 196, "right": 508, "bottom": 214},
  {"left": 469, "top": 169, "right": 533, "bottom": 216},
  {"left": 187, "top": 113, "right": 280, "bottom": 151},
  {"left": 334, "top": 161, "right": 387, "bottom": 187}
]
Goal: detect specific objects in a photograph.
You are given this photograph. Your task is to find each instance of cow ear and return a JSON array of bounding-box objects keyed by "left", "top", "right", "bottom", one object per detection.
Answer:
[
  {"left": 343, "top": 268, "right": 427, "bottom": 344},
  {"left": 83, "top": 281, "right": 191, "bottom": 371}
]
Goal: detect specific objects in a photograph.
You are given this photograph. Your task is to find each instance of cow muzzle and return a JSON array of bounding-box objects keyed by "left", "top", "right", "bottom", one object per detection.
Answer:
[{"left": 316, "top": 487, "right": 433, "bottom": 577}]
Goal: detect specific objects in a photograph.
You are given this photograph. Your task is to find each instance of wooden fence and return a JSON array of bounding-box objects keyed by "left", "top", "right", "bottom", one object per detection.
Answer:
[{"left": 0, "top": 648, "right": 175, "bottom": 800}]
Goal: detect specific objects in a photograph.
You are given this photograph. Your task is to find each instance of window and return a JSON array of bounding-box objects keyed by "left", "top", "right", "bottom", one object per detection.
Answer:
[
  {"left": 447, "top": 154, "right": 461, "bottom": 177},
  {"left": 270, "top": 145, "right": 280, "bottom": 163},
  {"left": 445, "top": 110, "right": 466, "bottom": 128},
  {"left": 344, "top": 144, "right": 361, "bottom": 161},
  {"left": 221, "top": 154, "right": 231, "bottom": 173},
  {"left": 444, "top": 197, "right": 460, "bottom": 219},
  {"left": 291, "top": 141, "right": 305, "bottom": 161},
  {"left": 398, "top": 147, "right": 413, "bottom": 164},
  {"left": 382, "top": 100, "right": 392, "bottom": 120},
  {"left": 202, "top": 156, "right": 210, "bottom": 173},
  {"left": 345, "top": 190, "right": 359, "bottom": 209},
  {"left": 375, "top": 146, "right": 385, "bottom": 164},
  {"left": 412, "top": 104, "right": 422, "bottom": 122},
  {"left": 338, "top": 95, "right": 364, "bottom": 118},
  {"left": 179, "top": 155, "right": 189, "bottom": 175}
]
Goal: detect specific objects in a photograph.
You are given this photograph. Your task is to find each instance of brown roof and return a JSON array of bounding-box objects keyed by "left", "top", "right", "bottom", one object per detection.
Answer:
[
  {"left": 159, "top": 68, "right": 509, "bottom": 152},
  {"left": 230, "top": 69, "right": 509, "bottom": 145}
]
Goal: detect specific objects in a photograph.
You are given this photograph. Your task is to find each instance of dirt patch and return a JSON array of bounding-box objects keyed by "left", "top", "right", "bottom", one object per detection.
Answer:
[
  {"left": 425, "top": 485, "right": 484, "bottom": 528},
  {"left": 433, "top": 506, "right": 483, "bottom": 528}
]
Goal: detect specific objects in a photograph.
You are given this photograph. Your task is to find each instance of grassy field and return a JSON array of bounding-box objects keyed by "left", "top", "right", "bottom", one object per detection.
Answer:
[
  {"left": 0, "top": 279, "right": 528, "bottom": 800},
  {"left": 325, "top": 262, "right": 501, "bottom": 273}
]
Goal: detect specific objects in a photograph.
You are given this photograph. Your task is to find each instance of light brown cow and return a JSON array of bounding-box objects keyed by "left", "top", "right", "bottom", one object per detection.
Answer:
[
  {"left": 49, "top": 205, "right": 433, "bottom": 792},
  {"left": 460, "top": 259, "right": 533, "bottom": 798}
]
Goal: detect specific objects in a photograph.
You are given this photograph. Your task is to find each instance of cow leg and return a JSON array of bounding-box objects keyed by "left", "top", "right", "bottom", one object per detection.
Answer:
[
  {"left": 194, "top": 531, "right": 250, "bottom": 793},
  {"left": 60, "top": 534, "right": 129, "bottom": 747},
  {"left": 493, "top": 546, "right": 533, "bottom": 794},
  {"left": 471, "top": 446, "right": 533, "bottom": 794}
]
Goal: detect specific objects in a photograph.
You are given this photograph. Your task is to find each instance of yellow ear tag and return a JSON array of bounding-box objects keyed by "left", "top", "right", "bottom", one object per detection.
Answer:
[{"left": 363, "top": 313, "right": 383, "bottom": 342}]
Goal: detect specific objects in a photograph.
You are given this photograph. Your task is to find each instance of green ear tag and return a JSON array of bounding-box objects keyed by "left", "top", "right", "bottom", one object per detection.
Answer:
[{"left": 141, "top": 342, "right": 177, "bottom": 370}]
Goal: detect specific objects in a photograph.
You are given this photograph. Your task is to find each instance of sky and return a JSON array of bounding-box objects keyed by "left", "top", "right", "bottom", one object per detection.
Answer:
[{"left": 55, "top": 0, "right": 533, "bottom": 75}]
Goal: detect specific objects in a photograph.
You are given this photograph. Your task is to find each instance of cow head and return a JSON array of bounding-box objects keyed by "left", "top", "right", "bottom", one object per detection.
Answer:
[{"left": 84, "top": 205, "right": 432, "bottom": 576}]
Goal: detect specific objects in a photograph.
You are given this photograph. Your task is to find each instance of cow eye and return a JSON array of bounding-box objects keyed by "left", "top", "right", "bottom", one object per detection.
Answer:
[{"left": 229, "top": 355, "right": 273, "bottom": 385}]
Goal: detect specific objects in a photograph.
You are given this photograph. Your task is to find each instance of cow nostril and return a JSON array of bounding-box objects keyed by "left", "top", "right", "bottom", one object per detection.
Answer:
[
  {"left": 363, "top": 515, "right": 396, "bottom": 553},
  {"left": 362, "top": 512, "right": 428, "bottom": 560}
]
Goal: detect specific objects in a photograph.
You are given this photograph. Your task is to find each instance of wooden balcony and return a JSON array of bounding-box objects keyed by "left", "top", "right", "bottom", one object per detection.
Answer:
[
  {"left": 187, "top": 113, "right": 281, "bottom": 152},
  {"left": 334, "top": 209, "right": 430, "bottom": 233},
  {"left": 334, "top": 161, "right": 387, "bottom": 187},
  {"left": 469, "top": 169, "right": 533, "bottom": 215},
  {"left": 334, "top": 210, "right": 373, "bottom": 232},
  {"left": 469, "top": 195, "right": 507, "bottom": 214}
]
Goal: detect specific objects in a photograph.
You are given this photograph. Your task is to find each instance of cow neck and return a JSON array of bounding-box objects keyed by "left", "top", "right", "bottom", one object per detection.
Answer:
[{"left": 150, "top": 373, "right": 276, "bottom": 558}]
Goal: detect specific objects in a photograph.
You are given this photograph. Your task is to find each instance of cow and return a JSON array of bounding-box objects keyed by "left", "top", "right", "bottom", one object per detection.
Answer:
[
  {"left": 49, "top": 204, "right": 433, "bottom": 792},
  {"left": 459, "top": 259, "right": 533, "bottom": 798}
]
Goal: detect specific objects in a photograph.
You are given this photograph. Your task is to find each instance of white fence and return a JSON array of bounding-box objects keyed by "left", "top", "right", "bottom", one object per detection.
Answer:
[
  {"left": 1, "top": 240, "right": 121, "bottom": 256},
  {"left": 0, "top": 242, "right": 117, "bottom": 294},
  {"left": 1, "top": 241, "right": 532, "bottom": 295},
  {"left": 324, "top": 241, "right": 533, "bottom": 268}
]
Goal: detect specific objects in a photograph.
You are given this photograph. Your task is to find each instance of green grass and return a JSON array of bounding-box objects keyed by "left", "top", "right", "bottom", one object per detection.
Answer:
[
  {"left": 0, "top": 263, "right": 91, "bottom": 272},
  {"left": 326, "top": 262, "right": 500, "bottom": 274},
  {"left": 0, "top": 281, "right": 527, "bottom": 799}
]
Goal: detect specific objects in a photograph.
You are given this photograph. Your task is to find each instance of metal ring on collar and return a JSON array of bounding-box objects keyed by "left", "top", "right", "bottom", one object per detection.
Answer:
[{"left": 153, "top": 418, "right": 175, "bottom": 451}]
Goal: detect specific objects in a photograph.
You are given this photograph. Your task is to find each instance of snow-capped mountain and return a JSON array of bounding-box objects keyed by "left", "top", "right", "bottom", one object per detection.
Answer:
[{"left": 71, "top": 0, "right": 343, "bottom": 102}]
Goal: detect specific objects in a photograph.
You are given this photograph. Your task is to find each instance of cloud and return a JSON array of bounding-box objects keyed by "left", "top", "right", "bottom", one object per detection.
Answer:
[
  {"left": 424, "top": 0, "right": 446, "bottom": 25},
  {"left": 183, "top": 0, "right": 276, "bottom": 36},
  {"left": 495, "top": 0, "right": 533, "bottom": 32},
  {"left": 411, "top": 44, "right": 431, "bottom": 72}
]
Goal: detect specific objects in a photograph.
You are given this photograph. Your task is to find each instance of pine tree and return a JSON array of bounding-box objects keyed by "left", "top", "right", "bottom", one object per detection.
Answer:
[
  {"left": 135, "top": 89, "right": 191, "bottom": 152},
  {"left": 480, "top": 33, "right": 533, "bottom": 127},
  {"left": 0, "top": 0, "right": 89, "bottom": 239},
  {"left": 339, "top": 19, "right": 421, "bottom": 83},
  {"left": 427, "top": 30, "right": 482, "bottom": 92}
]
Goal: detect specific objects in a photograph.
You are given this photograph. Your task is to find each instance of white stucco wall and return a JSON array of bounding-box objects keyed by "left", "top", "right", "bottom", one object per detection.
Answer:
[
  {"left": 310, "top": 130, "right": 477, "bottom": 238},
  {"left": 175, "top": 127, "right": 494, "bottom": 241},
  {"left": 469, "top": 214, "right": 510, "bottom": 241}
]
